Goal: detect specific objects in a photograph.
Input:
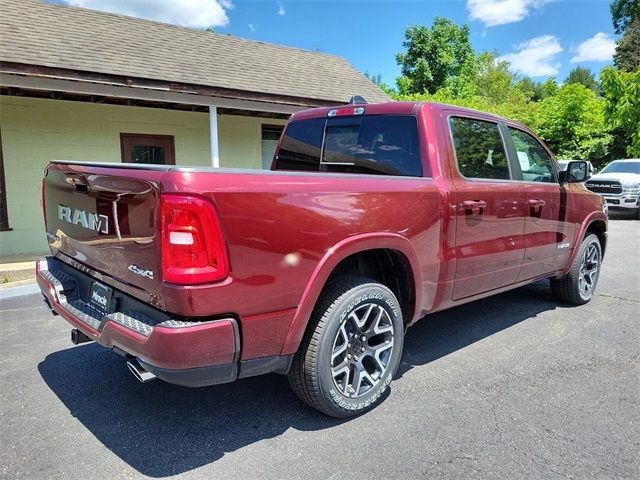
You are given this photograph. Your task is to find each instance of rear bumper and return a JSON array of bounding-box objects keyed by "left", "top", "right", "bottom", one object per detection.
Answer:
[{"left": 37, "top": 256, "right": 240, "bottom": 386}]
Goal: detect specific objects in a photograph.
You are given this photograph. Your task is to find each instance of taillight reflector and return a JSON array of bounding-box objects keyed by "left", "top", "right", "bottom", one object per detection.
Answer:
[
  {"left": 161, "top": 194, "right": 229, "bottom": 285},
  {"left": 41, "top": 176, "right": 47, "bottom": 230}
]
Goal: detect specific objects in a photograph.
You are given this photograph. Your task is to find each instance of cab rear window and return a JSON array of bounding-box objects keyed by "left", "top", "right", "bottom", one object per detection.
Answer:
[{"left": 274, "top": 115, "right": 423, "bottom": 177}]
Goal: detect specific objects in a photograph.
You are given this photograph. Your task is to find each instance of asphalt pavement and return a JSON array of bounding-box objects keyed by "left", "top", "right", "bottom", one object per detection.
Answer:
[{"left": 1, "top": 219, "right": 638, "bottom": 479}]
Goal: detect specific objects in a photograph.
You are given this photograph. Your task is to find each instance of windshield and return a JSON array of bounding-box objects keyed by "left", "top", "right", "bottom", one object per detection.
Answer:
[{"left": 600, "top": 161, "right": 640, "bottom": 174}]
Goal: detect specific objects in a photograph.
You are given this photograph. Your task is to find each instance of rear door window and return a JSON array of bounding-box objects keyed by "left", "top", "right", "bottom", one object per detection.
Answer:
[
  {"left": 449, "top": 117, "right": 511, "bottom": 180},
  {"left": 274, "top": 115, "right": 423, "bottom": 177}
]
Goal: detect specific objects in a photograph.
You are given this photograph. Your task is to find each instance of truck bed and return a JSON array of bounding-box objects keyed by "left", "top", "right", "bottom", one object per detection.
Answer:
[{"left": 43, "top": 160, "right": 441, "bottom": 357}]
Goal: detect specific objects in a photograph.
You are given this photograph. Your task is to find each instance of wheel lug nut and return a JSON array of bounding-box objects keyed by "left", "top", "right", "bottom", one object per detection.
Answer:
[
  {"left": 361, "top": 335, "right": 366, "bottom": 341},
  {"left": 347, "top": 343, "right": 351, "bottom": 347},
  {"left": 354, "top": 355, "right": 359, "bottom": 360},
  {"left": 361, "top": 346, "right": 365, "bottom": 352},
  {"left": 347, "top": 354, "right": 352, "bottom": 359}
]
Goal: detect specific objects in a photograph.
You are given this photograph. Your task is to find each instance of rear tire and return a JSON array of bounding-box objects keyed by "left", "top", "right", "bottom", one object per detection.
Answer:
[
  {"left": 288, "top": 275, "right": 404, "bottom": 417},
  {"left": 550, "top": 233, "right": 602, "bottom": 305}
]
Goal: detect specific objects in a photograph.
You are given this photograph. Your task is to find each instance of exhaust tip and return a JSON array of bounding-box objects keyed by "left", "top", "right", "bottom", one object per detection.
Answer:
[
  {"left": 71, "top": 329, "right": 92, "bottom": 345},
  {"left": 127, "top": 359, "right": 157, "bottom": 383}
]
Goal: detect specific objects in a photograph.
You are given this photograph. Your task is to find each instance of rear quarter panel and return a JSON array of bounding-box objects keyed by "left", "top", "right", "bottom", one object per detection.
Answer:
[
  {"left": 161, "top": 172, "right": 441, "bottom": 313},
  {"left": 161, "top": 171, "right": 442, "bottom": 357}
]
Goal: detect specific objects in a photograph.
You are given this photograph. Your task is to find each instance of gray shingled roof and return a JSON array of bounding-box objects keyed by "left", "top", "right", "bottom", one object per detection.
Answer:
[{"left": 0, "top": 0, "right": 390, "bottom": 105}]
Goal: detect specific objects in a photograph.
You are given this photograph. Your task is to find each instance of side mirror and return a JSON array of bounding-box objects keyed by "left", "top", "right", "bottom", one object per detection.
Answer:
[{"left": 559, "top": 160, "right": 590, "bottom": 183}]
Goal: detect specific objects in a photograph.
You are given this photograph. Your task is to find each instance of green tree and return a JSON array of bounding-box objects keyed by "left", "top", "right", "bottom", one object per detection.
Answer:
[
  {"left": 515, "top": 77, "right": 558, "bottom": 101},
  {"left": 601, "top": 66, "right": 640, "bottom": 156},
  {"left": 614, "top": 17, "right": 640, "bottom": 72},
  {"left": 515, "top": 77, "right": 537, "bottom": 97},
  {"left": 610, "top": 0, "right": 639, "bottom": 34},
  {"left": 474, "top": 51, "right": 518, "bottom": 104},
  {"left": 364, "top": 72, "right": 382, "bottom": 85},
  {"left": 565, "top": 67, "right": 599, "bottom": 92},
  {"left": 534, "top": 83, "right": 612, "bottom": 164},
  {"left": 539, "top": 78, "right": 559, "bottom": 98},
  {"left": 364, "top": 71, "right": 395, "bottom": 96},
  {"left": 395, "top": 18, "right": 475, "bottom": 95}
]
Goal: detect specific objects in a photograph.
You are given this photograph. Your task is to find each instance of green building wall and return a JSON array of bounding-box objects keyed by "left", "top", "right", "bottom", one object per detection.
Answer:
[{"left": 0, "top": 96, "right": 286, "bottom": 256}]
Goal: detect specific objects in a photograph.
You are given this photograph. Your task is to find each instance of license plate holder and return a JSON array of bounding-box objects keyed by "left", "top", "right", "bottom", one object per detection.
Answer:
[{"left": 88, "top": 281, "right": 114, "bottom": 316}]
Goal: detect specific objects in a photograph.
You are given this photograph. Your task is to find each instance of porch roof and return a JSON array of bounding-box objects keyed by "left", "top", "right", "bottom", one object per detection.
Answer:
[{"left": 0, "top": 0, "right": 390, "bottom": 108}]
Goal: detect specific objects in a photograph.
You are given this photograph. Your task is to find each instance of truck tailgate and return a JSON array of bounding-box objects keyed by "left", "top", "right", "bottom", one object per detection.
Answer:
[{"left": 43, "top": 162, "right": 165, "bottom": 296}]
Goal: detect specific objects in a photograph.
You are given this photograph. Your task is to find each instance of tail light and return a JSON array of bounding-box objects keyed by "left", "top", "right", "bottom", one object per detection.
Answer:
[
  {"left": 41, "top": 176, "right": 47, "bottom": 230},
  {"left": 161, "top": 194, "right": 229, "bottom": 285}
]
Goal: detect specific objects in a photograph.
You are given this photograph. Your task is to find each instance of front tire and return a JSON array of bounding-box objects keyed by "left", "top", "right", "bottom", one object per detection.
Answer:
[
  {"left": 550, "top": 233, "right": 602, "bottom": 305},
  {"left": 288, "top": 276, "right": 404, "bottom": 417}
]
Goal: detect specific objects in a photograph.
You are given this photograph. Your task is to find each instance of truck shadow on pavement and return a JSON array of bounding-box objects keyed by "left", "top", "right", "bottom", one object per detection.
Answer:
[
  {"left": 397, "top": 280, "right": 560, "bottom": 377},
  {"left": 38, "top": 281, "right": 563, "bottom": 477}
]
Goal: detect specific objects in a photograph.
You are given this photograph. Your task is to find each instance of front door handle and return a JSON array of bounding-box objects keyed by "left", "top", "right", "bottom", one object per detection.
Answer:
[
  {"left": 462, "top": 200, "right": 487, "bottom": 210},
  {"left": 527, "top": 199, "right": 546, "bottom": 208}
]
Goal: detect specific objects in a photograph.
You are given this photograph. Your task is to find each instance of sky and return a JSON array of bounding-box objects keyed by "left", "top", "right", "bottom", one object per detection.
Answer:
[{"left": 47, "top": 0, "right": 618, "bottom": 86}]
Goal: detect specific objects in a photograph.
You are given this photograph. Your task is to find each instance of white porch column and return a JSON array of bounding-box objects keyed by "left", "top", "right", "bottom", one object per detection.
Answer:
[{"left": 209, "top": 101, "right": 220, "bottom": 168}]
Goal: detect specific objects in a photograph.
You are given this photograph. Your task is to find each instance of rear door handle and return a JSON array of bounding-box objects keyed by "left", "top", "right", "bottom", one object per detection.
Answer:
[
  {"left": 462, "top": 200, "right": 487, "bottom": 210},
  {"left": 527, "top": 199, "right": 546, "bottom": 208}
]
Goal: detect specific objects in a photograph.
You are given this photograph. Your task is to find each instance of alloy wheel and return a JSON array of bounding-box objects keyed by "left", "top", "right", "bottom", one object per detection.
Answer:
[
  {"left": 578, "top": 243, "right": 600, "bottom": 296},
  {"left": 330, "top": 303, "right": 395, "bottom": 398}
]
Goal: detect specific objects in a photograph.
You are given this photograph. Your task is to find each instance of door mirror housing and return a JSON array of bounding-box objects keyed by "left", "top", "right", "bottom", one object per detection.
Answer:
[{"left": 559, "top": 160, "right": 590, "bottom": 183}]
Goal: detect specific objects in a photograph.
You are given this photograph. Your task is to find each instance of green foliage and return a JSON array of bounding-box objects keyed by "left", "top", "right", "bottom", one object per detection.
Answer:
[
  {"left": 394, "top": 84, "right": 538, "bottom": 127},
  {"left": 395, "top": 17, "right": 475, "bottom": 95},
  {"left": 394, "top": 50, "right": 537, "bottom": 126},
  {"left": 533, "top": 84, "right": 612, "bottom": 164},
  {"left": 601, "top": 67, "right": 640, "bottom": 156},
  {"left": 565, "top": 67, "right": 599, "bottom": 92},
  {"left": 384, "top": 13, "right": 634, "bottom": 164},
  {"left": 474, "top": 51, "right": 517, "bottom": 103},
  {"left": 364, "top": 72, "right": 383, "bottom": 85},
  {"left": 364, "top": 71, "right": 395, "bottom": 96},
  {"left": 614, "top": 17, "right": 640, "bottom": 72},
  {"left": 515, "top": 77, "right": 537, "bottom": 97},
  {"left": 515, "top": 77, "right": 557, "bottom": 101},
  {"left": 540, "top": 78, "right": 560, "bottom": 98},
  {"left": 610, "top": 0, "right": 639, "bottom": 34}
]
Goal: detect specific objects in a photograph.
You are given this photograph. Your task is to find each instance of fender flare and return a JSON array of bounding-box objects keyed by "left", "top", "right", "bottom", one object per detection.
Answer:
[
  {"left": 561, "top": 211, "right": 608, "bottom": 276},
  {"left": 280, "top": 232, "right": 423, "bottom": 355}
]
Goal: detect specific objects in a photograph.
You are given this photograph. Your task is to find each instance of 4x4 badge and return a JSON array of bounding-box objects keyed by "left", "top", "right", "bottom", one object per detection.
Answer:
[{"left": 128, "top": 265, "right": 154, "bottom": 279}]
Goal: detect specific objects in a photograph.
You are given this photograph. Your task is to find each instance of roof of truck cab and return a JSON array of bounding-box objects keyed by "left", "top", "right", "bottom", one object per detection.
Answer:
[{"left": 290, "top": 101, "right": 524, "bottom": 127}]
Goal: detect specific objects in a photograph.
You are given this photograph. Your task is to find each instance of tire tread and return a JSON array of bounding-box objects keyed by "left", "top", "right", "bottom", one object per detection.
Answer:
[
  {"left": 288, "top": 275, "right": 393, "bottom": 416},
  {"left": 550, "top": 233, "right": 601, "bottom": 305}
]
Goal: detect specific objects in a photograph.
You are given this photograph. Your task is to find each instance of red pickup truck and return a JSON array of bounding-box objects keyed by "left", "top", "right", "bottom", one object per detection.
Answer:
[{"left": 38, "top": 101, "right": 607, "bottom": 417}]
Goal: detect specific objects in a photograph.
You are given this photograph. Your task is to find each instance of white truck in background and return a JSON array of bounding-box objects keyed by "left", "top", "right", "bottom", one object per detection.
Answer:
[{"left": 585, "top": 159, "right": 640, "bottom": 219}]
